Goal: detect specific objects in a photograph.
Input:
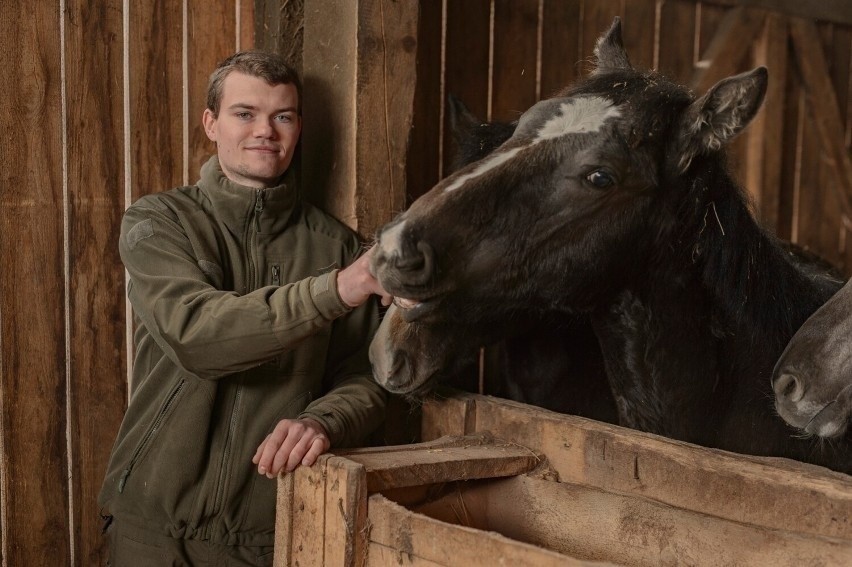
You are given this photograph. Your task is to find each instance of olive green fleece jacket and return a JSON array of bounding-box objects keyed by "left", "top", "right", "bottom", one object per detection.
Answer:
[{"left": 98, "top": 156, "right": 387, "bottom": 547}]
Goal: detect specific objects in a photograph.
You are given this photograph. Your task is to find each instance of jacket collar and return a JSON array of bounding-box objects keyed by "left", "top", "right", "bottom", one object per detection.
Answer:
[{"left": 198, "top": 156, "right": 300, "bottom": 235}]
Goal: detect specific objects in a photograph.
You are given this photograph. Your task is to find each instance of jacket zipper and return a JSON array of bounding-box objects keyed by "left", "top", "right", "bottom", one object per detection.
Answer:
[
  {"left": 272, "top": 264, "right": 281, "bottom": 286},
  {"left": 117, "top": 380, "right": 185, "bottom": 493},
  {"left": 254, "top": 189, "right": 264, "bottom": 232},
  {"left": 207, "top": 383, "right": 242, "bottom": 538}
]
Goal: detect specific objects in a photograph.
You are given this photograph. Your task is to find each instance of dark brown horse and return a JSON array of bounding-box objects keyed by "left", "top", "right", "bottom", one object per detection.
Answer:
[{"left": 370, "top": 18, "right": 848, "bottom": 472}]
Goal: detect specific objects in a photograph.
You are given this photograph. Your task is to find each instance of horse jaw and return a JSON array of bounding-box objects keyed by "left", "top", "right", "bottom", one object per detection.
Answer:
[{"left": 369, "top": 305, "right": 436, "bottom": 395}]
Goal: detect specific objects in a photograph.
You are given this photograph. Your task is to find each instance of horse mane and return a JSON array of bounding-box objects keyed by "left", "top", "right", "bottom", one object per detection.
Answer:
[{"left": 677, "top": 154, "right": 840, "bottom": 352}]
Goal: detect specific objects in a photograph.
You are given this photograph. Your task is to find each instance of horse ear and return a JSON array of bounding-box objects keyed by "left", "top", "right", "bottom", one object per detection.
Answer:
[
  {"left": 592, "top": 17, "right": 632, "bottom": 74},
  {"left": 447, "top": 94, "right": 481, "bottom": 140},
  {"left": 674, "top": 67, "right": 768, "bottom": 173}
]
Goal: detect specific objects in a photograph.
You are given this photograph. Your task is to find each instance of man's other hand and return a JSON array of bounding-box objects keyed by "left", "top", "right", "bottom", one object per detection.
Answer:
[{"left": 252, "top": 418, "right": 331, "bottom": 478}]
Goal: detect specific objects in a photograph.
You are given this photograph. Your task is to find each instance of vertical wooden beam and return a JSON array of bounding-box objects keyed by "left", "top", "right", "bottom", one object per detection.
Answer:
[
  {"left": 789, "top": 17, "right": 852, "bottom": 222},
  {"left": 187, "top": 1, "right": 239, "bottom": 184},
  {"left": 64, "top": 1, "right": 128, "bottom": 564},
  {"left": 0, "top": 2, "right": 69, "bottom": 565},
  {"left": 128, "top": 0, "right": 184, "bottom": 201},
  {"left": 491, "top": 0, "right": 539, "bottom": 122},
  {"left": 689, "top": 7, "right": 766, "bottom": 94},
  {"left": 303, "top": 0, "right": 417, "bottom": 238},
  {"left": 747, "top": 13, "right": 788, "bottom": 231}
]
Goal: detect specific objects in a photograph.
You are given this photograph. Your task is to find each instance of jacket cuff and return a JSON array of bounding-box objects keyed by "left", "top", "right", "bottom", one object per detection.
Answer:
[{"left": 310, "top": 269, "right": 351, "bottom": 320}]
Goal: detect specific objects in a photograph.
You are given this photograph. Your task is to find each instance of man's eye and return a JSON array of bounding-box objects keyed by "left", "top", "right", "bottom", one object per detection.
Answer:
[
  {"left": 236, "top": 112, "right": 252, "bottom": 120},
  {"left": 586, "top": 170, "right": 614, "bottom": 188},
  {"left": 275, "top": 114, "right": 292, "bottom": 123}
]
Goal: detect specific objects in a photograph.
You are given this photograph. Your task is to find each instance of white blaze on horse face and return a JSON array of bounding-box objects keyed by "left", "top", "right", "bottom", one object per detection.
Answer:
[
  {"left": 444, "top": 147, "right": 524, "bottom": 193},
  {"left": 379, "top": 219, "right": 407, "bottom": 258},
  {"left": 534, "top": 96, "right": 621, "bottom": 141},
  {"left": 443, "top": 96, "right": 620, "bottom": 194}
]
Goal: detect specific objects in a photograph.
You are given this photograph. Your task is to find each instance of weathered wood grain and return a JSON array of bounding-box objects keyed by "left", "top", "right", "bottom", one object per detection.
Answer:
[
  {"left": 491, "top": 0, "right": 539, "bottom": 121},
  {"left": 187, "top": 1, "right": 237, "bottom": 185},
  {"left": 422, "top": 393, "right": 852, "bottom": 541},
  {"left": 64, "top": 1, "right": 128, "bottom": 564},
  {"left": 367, "top": 494, "right": 599, "bottom": 566},
  {"left": 0, "top": 2, "right": 69, "bottom": 564},
  {"left": 414, "top": 474, "right": 852, "bottom": 566}
]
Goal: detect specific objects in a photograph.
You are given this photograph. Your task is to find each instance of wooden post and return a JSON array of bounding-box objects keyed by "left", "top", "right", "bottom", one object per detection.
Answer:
[{"left": 302, "top": 0, "right": 418, "bottom": 239}]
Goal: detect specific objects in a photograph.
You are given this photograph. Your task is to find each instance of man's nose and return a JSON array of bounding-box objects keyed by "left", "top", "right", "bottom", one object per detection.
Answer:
[{"left": 254, "top": 118, "right": 277, "bottom": 138}]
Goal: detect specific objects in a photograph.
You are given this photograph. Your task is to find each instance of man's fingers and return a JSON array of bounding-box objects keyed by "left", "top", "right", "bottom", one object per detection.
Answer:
[{"left": 302, "top": 436, "right": 329, "bottom": 467}]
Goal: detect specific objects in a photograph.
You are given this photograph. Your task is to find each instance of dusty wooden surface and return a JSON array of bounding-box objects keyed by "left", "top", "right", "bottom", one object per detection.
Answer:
[
  {"left": 421, "top": 393, "right": 852, "bottom": 541},
  {"left": 275, "top": 398, "right": 850, "bottom": 566}
]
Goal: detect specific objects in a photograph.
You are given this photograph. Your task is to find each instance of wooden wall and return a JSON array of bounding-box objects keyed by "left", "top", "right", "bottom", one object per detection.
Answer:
[
  {"left": 0, "top": 2, "right": 254, "bottom": 564},
  {"left": 408, "top": 0, "right": 852, "bottom": 272},
  {"left": 1, "top": 1, "right": 851, "bottom": 565}
]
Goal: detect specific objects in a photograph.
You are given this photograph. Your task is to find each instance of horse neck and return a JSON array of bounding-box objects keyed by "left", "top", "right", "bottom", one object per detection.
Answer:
[{"left": 679, "top": 161, "right": 833, "bottom": 352}]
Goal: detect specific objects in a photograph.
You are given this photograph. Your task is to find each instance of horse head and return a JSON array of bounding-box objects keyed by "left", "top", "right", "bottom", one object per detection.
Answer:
[
  {"left": 371, "top": 18, "right": 768, "bottom": 395},
  {"left": 773, "top": 278, "right": 852, "bottom": 439}
]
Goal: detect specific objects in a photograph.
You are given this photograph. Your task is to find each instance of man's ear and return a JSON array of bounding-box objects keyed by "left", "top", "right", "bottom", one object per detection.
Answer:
[{"left": 202, "top": 108, "right": 217, "bottom": 142}]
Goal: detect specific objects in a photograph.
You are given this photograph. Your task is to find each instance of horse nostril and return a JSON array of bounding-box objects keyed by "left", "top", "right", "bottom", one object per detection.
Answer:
[{"left": 774, "top": 372, "right": 805, "bottom": 403}]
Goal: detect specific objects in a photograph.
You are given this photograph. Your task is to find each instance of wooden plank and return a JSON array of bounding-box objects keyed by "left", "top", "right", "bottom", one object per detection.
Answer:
[
  {"left": 491, "top": 0, "right": 539, "bottom": 121},
  {"left": 620, "top": 0, "right": 657, "bottom": 71},
  {"left": 443, "top": 0, "right": 491, "bottom": 176},
  {"left": 789, "top": 17, "right": 852, "bottom": 229},
  {"left": 776, "top": 39, "right": 803, "bottom": 242},
  {"left": 422, "top": 394, "right": 852, "bottom": 541},
  {"left": 128, "top": 0, "right": 184, "bottom": 199},
  {"left": 0, "top": 2, "right": 70, "bottom": 565},
  {"left": 273, "top": 471, "right": 295, "bottom": 567},
  {"left": 303, "top": 0, "right": 359, "bottom": 224},
  {"left": 702, "top": 0, "right": 852, "bottom": 27},
  {"left": 689, "top": 7, "right": 766, "bottom": 94},
  {"left": 417, "top": 474, "right": 852, "bottom": 566},
  {"left": 288, "top": 455, "right": 330, "bottom": 566},
  {"left": 748, "top": 13, "right": 788, "bottom": 231},
  {"left": 420, "top": 391, "right": 475, "bottom": 439},
  {"left": 187, "top": 0, "right": 238, "bottom": 185},
  {"left": 539, "top": 0, "right": 582, "bottom": 98},
  {"left": 354, "top": 0, "right": 418, "bottom": 238},
  {"left": 344, "top": 438, "right": 541, "bottom": 491},
  {"left": 64, "top": 0, "right": 128, "bottom": 564},
  {"left": 239, "top": 0, "right": 255, "bottom": 51},
  {"left": 367, "top": 494, "right": 598, "bottom": 566},
  {"left": 303, "top": 0, "right": 416, "bottom": 237},
  {"left": 657, "top": 0, "right": 697, "bottom": 83},
  {"left": 406, "top": 0, "right": 442, "bottom": 202},
  {"left": 323, "top": 457, "right": 368, "bottom": 565}
]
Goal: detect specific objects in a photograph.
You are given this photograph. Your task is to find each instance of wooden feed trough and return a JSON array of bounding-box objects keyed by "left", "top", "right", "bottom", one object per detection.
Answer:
[{"left": 274, "top": 392, "right": 852, "bottom": 566}]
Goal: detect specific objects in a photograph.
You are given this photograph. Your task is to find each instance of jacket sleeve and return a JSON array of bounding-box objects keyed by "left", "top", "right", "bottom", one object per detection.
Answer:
[
  {"left": 120, "top": 200, "right": 352, "bottom": 380},
  {"left": 298, "top": 289, "right": 388, "bottom": 448}
]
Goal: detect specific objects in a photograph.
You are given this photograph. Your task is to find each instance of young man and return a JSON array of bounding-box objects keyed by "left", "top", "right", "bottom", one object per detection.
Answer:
[{"left": 99, "top": 51, "right": 392, "bottom": 566}]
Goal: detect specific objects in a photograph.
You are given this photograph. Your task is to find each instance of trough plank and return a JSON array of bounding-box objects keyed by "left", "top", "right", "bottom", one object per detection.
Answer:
[
  {"left": 422, "top": 393, "right": 852, "bottom": 541},
  {"left": 323, "top": 456, "right": 368, "bottom": 565},
  {"left": 343, "top": 436, "right": 542, "bottom": 492},
  {"left": 367, "top": 494, "right": 605, "bottom": 566},
  {"left": 286, "top": 455, "right": 329, "bottom": 567},
  {"left": 417, "top": 474, "right": 852, "bottom": 567}
]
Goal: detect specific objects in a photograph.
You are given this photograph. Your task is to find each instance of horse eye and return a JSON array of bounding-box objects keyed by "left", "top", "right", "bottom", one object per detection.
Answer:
[{"left": 586, "top": 170, "right": 614, "bottom": 188}]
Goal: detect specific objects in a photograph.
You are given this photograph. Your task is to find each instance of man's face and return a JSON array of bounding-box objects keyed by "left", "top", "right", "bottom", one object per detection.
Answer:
[{"left": 202, "top": 72, "right": 301, "bottom": 188}]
